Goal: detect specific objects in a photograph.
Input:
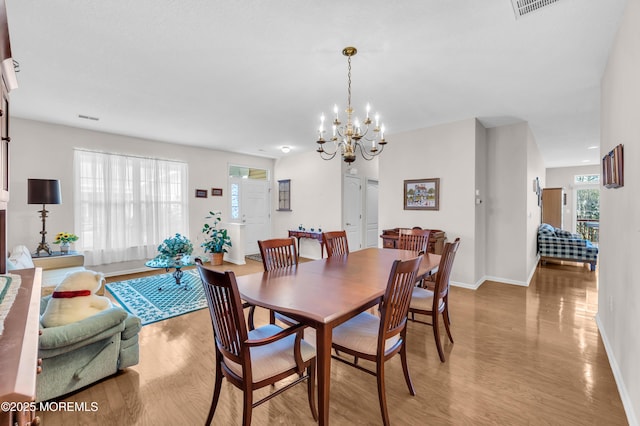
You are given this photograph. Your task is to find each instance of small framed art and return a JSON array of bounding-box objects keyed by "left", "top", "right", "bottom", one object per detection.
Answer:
[
  {"left": 195, "top": 189, "right": 208, "bottom": 198},
  {"left": 404, "top": 178, "right": 440, "bottom": 210},
  {"left": 211, "top": 188, "right": 223, "bottom": 196}
]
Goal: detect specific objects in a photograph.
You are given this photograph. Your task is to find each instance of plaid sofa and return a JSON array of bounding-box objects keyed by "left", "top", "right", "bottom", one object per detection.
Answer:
[{"left": 538, "top": 223, "right": 598, "bottom": 271}]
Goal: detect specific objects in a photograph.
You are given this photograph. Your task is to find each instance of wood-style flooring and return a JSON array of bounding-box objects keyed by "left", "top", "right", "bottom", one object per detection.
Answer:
[{"left": 37, "top": 259, "right": 628, "bottom": 425}]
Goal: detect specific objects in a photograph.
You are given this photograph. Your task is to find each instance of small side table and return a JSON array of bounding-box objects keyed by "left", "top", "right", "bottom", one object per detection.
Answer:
[
  {"left": 145, "top": 256, "right": 195, "bottom": 290},
  {"left": 288, "top": 230, "right": 325, "bottom": 258}
]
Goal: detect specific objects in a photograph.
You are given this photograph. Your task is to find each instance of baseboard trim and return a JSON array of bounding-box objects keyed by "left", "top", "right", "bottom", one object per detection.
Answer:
[
  {"left": 596, "top": 313, "right": 637, "bottom": 426},
  {"left": 482, "top": 275, "right": 529, "bottom": 287},
  {"left": 451, "top": 280, "right": 482, "bottom": 290}
]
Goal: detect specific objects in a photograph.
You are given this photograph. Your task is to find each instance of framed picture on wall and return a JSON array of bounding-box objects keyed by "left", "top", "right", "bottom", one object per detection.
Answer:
[
  {"left": 195, "top": 189, "right": 208, "bottom": 198},
  {"left": 602, "top": 144, "right": 624, "bottom": 188},
  {"left": 404, "top": 178, "right": 440, "bottom": 210}
]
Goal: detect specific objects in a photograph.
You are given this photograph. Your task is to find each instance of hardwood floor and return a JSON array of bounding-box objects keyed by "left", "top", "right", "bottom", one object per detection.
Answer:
[{"left": 37, "top": 260, "right": 628, "bottom": 425}]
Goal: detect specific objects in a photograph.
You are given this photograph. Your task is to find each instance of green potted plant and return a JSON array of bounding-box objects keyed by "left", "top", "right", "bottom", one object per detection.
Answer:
[
  {"left": 201, "top": 211, "right": 232, "bottom": 265},
  {"left": 156, "top": 233, "right": 193, "bottom": 262}
]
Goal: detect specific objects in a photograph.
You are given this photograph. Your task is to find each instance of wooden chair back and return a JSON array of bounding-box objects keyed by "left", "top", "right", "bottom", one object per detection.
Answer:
[
  {"left": 195, "top": 259, "right": 248, "bottom": 368},
  {"left": 379, "top": 255, "right": 423, "bottom": 342},
  {"left": 433, "top": 238, "right": 460, "bottom": 304},
  {"left": 322, "top": 230, "right": 349, "bottom": 257},
  {"left": 258, "top": 238, "right": 298, "bottom": 271},
  {"left": 398, "top": 228, "right": 432, "bottom": 253}
]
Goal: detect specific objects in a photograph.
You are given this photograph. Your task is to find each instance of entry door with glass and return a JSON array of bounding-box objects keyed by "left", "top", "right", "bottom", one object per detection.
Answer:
[{"left": 229, "top": 166, "right": 271, "bottom": 255}]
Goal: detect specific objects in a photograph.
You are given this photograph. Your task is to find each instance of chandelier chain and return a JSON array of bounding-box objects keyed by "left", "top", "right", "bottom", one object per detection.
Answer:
[{"left": 347, "top": 55, "right": 352, "bottom": 110}]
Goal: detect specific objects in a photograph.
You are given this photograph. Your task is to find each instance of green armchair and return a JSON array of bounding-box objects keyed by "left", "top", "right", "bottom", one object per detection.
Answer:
[{"left": 37, "top": 296, "right": 141, "bottom": 402}]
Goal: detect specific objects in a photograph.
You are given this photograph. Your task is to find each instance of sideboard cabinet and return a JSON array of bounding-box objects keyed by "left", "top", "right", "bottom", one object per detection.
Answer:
[{"left": 380, "top": 228, "right": 446, "bottom": 254}]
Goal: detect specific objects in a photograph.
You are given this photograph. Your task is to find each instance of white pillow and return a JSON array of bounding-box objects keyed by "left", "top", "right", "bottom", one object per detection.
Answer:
[
  {"left": 6, "top": 258, "right": 17, "bottom": 270},
  {"left": 8, "top": 245, "right": 35, "bottom": 269}
]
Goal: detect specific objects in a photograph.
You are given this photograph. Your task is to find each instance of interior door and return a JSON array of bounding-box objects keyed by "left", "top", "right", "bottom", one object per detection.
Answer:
[
  {"left": 365, "top": 179, "right": 379, "bottom": 247},
  {"left": 242, "top": 179, "right": 270, "bottom": 255},
  {"left": 343, "top": 174, "right": 362, "bottom": 251}
]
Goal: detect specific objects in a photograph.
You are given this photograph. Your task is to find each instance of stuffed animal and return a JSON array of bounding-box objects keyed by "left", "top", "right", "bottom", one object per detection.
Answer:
[{"left": 41, "top": 270, "right": 112, "bottom": 328}]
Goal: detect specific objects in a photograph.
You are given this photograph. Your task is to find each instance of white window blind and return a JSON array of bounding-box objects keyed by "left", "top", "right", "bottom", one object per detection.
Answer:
[{"left": 74, "top": 149, "right": 189, "bottom": 266}]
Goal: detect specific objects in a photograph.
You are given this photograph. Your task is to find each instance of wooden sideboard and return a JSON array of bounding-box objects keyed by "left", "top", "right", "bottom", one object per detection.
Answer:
[
  {"left": 0, "top": 268, "right": 43, "bottom": 426},
  {"left": 380, "top": 228, "right": 446, "bottom": 255}
]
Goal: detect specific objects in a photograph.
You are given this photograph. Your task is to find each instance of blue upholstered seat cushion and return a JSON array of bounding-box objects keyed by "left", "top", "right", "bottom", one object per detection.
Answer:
[
  {"left": 554, "top": 228, "right": 573, "bottom": 238},
  {"left": 539, "top": 223, "right": 555, "bottom": 236}
]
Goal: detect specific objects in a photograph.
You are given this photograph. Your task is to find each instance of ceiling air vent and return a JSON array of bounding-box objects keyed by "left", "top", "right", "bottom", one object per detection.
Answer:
[{"left": 511, "top": 0, "right": 560, "bottom": 19}]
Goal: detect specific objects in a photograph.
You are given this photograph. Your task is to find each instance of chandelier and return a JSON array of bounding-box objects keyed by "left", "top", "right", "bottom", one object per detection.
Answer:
[{"left": 316, "top": 47, "right": 387, "bottom": 163}]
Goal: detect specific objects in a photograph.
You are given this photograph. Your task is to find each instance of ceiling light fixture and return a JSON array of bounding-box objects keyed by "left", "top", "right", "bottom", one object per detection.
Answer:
[
  {"left": 281, "top": 146, "right": 291, "bottom": 154},
  {"left": 316, "top": 46, "right": 387, "bottom": 164}
]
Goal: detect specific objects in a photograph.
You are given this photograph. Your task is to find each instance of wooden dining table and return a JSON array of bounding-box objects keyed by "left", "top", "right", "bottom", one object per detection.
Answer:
[{"left": 235, "top": 247, "right": 441, "bottom": 425}]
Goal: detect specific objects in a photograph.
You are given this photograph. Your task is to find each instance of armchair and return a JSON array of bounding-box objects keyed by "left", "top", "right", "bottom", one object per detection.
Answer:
[
  {"left": 37, "top": 296, "right": 141, "bottom": 402},
  {"left": 538, "top": 223, "right": 598, "bottom": 271}
]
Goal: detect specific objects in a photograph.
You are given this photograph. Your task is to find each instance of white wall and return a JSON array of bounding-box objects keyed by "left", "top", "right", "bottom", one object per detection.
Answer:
[
  {"left": 545, "top": 165, "right": 600, "bottom": 232},
  {"left": 378, "top": 118, "right": 478, "bottom": 287},
  {"left": 475, "top": 120, "right": 488, "bottom": 280},
  {"left": 599, "top": 0, "right": 640, "bottom": 423},
  {"left": 485, "top": 122, "right": 544, "bottom": 285},
  {"left": 526, "top": 126, "right": 545, "bottom": 276},
  {"left": 272, "top": 150, "right": 342, "bottom": 259},
  {"left": 9, "top": 118, "right": 274, "bottom": 266}
]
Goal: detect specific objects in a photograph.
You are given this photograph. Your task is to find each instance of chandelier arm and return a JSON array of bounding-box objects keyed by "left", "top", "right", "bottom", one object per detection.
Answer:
[
  {"left": 318, "top": 149, "right": 339, "bottom": 161},
  {"left": 354, "top": 141, "right": 377, "bottom": 161}
]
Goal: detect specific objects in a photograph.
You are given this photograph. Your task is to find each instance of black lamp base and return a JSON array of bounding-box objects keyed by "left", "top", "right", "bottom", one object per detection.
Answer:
[{"left": 35, "top": 241, "right": 52, "bottom": 256}]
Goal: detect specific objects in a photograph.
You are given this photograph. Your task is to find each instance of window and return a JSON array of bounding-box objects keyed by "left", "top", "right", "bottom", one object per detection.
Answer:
[
  {"left": 74, "top": 149, "right": 189, "bottom": 265},
  {"left": 277, "top": 179, "right": 291, "bottom": 211},
  {"left": 230, "top": 182, "right": 240, "bottom": 219},
  {"left": 574, "top": 174, "right": 600, "bottom": 184}
]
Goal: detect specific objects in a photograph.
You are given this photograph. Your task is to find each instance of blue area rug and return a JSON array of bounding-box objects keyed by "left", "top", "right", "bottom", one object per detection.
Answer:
[{"left": 106, "top": 270, "right": 206, "bottom": 325}]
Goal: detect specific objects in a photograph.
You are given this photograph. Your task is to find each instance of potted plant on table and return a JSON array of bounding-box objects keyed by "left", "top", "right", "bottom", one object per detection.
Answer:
[
  {"left": 201, "top": 211, "right": 232, "bottom": 266},
  {"left": 53, "top": 232, "right": 79, "bottom": 254},
  {"left": 156, "top": 233, "right": 194, "bottom": 263}
]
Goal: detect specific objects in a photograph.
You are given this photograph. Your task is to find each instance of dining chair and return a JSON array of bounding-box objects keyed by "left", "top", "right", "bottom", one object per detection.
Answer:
[
  {"left": 331, "top": 255, "right": 423, "bottom": 426},
  {"left": 195, "top": 259, "right": 317, "bottom": 425},
  {"left": 322, "top": 230, "right": 349, "bottom": 257},
  {"left": 398, "top": 228, "right": 432, "bottom": 253},
  {"left": 408, "top": 237, "right": 460, "bottom": 362},
  {"left": 258, "top": 238, "right": 299, "bottom": 326}
]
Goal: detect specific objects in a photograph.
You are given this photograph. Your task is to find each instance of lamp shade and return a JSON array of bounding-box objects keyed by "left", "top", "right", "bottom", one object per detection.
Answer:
[{"left": 27, "top": 179, "right": 62, "bottom": 205}]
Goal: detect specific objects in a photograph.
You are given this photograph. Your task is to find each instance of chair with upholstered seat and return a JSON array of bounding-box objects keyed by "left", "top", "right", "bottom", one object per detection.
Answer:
[
  {"left": 195, "top": 259, "right": 317, "bottom": 425},
  {"left": 331, "top": 255, "right": 423, "bottom": 426},
  {"left": 398, "top": 228, "right": 432, "bottom": 253},
  {"left": 258, "top": 238, "right": 299, "bottom": 326},
  {"left": 409, "top": 238, "right": 460, "bottom": 363},
  {"left": 322, "top": 230, "right": 349, "bottom": 257}
]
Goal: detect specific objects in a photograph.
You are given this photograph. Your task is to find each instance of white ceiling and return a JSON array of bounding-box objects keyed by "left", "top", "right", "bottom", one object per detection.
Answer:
[{"left": 5, "top": 0, "right": 628, "bottom": 168}]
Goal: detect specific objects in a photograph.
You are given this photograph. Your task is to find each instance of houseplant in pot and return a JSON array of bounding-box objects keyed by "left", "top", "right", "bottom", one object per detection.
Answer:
[{"left": 201, "top": 211, "right": 231, "bottom": 266}]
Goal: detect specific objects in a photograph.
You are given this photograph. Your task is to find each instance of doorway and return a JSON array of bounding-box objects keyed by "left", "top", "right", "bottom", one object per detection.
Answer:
[
  {"left": 365, "top": 179, "right": 379, "bottom": 248},
  {"left": 343, "top": 174, "right": 362, "bottom": 250},
  {"left": 228, "top": 166, "right": 271, "bottom": 255},
  {"left": 575, "top": 187, "right": 599, "bottom": 243}
]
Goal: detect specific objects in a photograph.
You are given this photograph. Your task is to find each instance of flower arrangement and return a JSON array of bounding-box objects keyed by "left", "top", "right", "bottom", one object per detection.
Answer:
[
  {"left": 157, "top": 233, "right": 194, "bottom": 258},
  {"left": 201, "top": 211, "right": 232, "bottom": 254},
  {"left": 53, "top": 232, "right": 79, "bottom": 244}
]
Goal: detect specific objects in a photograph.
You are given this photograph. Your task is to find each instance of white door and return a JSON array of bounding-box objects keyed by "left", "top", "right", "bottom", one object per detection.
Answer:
[
  {"left": 365, "top": 179, "right": 379, "bottom": 247},
  {"left": 229, "top": 176, "right": 271, "bottom": 255},
  {"left": 242, "top": 179, "right": 270, "bottom": 255},
  {"left": 343, "top": 175, "right": 362, "bottom": 251}
]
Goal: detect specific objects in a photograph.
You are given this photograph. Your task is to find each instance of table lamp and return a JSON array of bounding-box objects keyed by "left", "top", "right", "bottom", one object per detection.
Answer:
[{"left": 28, "top": 178, "right": 62, "bottom": 256}]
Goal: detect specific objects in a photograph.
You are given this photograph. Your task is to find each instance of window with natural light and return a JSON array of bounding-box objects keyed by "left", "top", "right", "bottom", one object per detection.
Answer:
[
  {"left": 574, "top": 174, "right": 600, "bottom": 184},
  {"left": 74, "top": 149, "right": 189, "bottom": 266}
]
